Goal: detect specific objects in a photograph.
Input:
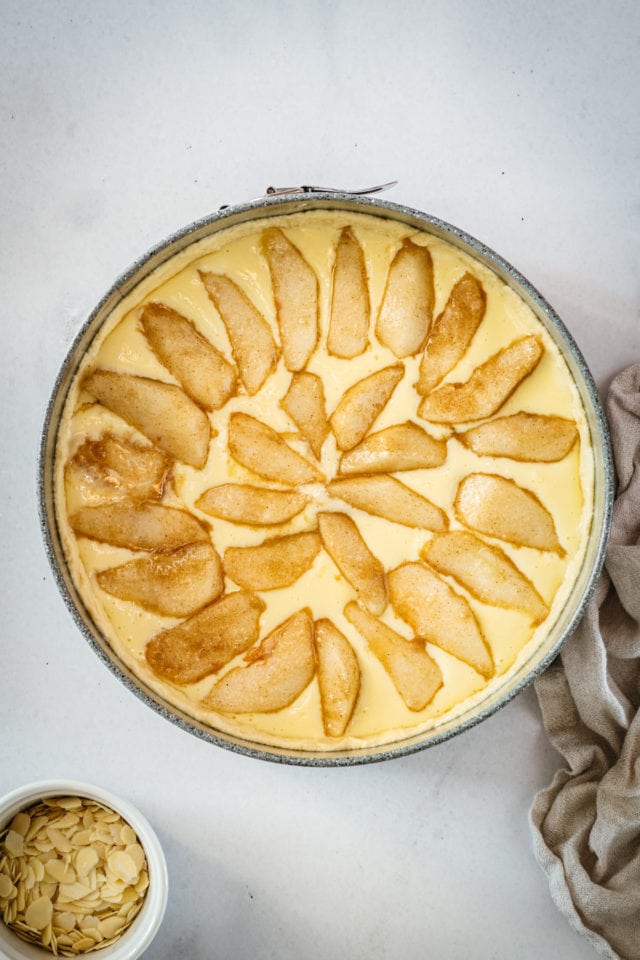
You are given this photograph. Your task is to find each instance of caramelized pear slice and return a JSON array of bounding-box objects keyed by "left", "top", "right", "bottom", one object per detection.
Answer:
[
  {"left": 146, "top": 591, "right": 265, "bottom": 684},
  {"left": 327, "top": 227, "right": 370, "bottom": 358},
  {"left": 375, "top": 239, "right": 434, "bottom": 357},
  {"left": 455, "top": 473, "right": 565, "bottom": 555},
  {"left": 328, "top": 476, "right": 447, "bottom": 532},
  {"left": 281, "top": 371, "right": 329, "bottom": 458},
  {"left": 96, "top": 542, "right": 223, "bottom": 617},
  {"left": 224, "top": 531, "right": 321, "bottom": 590},
  {"left": 196, "top": 484, "right": 308, "bottom": 526},
  {"left": 344, "top": 602, "right": 442, "bottom": 711},
  {"left": 416, "top": 272, "right": 486, "bottom": 394},
  {"left": 418, "top": 336, "right": 543, "bottom": 424},
  {"left": 139, "top": 302, "right": 237, "bottom": 411},
  {"left": 315, "top": 619, "right": 361, "bottom": 737},
  {"left": 262, "top": 227, "right": 319, "bottom": 371},
  {"left": 457, "top": 412, "right": 579, "bottom": 462},
  {"left": 204, "top": 610, "right": 316, "bottom": 713},
  {"left": 330, "top": 363, "right": 404, "bottom": 451},
  {"left": 388, "top": 562, "right": 493, "bottom": 677},
  {"left": 338, "top": 421, "right": 447, "bottom": 475},
  {"left": 228, "top": 412, "right": 324, "bottom": 485},
  {"left": 200, "top": 272, "right": 278, "bottom": 395},
  {"left": 83, "top": 370, "right": 211, "bottom": 468},
  {"left": 318, "top": 512, "right": 387, "bottom": 615},
  {"left": 65, "top": 435, "right": 169, "bottom": 505},
  {"left": 422, "top": 531, "right": 549, "bottom": 624},
  {"left": 70, "top": 501, "right": 209, "bottom": 551}
]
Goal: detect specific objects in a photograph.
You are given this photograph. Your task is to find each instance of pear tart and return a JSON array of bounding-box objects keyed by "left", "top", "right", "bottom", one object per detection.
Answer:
[{"left": 55, "top": 209, "right": 593, "bottom": 751}]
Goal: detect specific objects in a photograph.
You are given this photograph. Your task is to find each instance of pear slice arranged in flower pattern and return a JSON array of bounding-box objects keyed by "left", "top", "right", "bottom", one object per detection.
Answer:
[
  {"left": 416, "top": 272, "right": 486, "bottom": 394},
  {"left": 455, "top": 473, "right": 565, "bottom": 555},
  {"left": 315, "top": 618, "right": 361, "bottom": 737},
  {"left": 84, "top": 370, "right": 211, "bottom": 468},
  {"left": 328, "top": 226, "right": 370, "bottom": 358},
  {"left": 457, "top": 412, "right": 578, "bottom": 462},
  {"left": 146, "top": 591, "right": 265, "bottom": 684},
  {"left": 70, "top": 501, "right": 209, "bottom": 551},
  {"left": 338, "top": 421, "right": 447, "bottom": 475},
  {"left": 328, "top": 476, "right": 448, "bottom": 532},
  {"left": 281, "top": 371, "right": 330, "bottom": 459},
  {"left": 223, "top": 531, "right": 321, "bottom": 591},
  {"left": 65, "top": 435, "right": 169, "bottom": 505},
  {"left": 228, "top": 413, "right": 323, "bottom": 485},
  {"left": 140, "top": 302, "right": 237, "bottom": 411},
  {"left": 418, "top": 336, "right": 543, "bottom": 424},
  {"left": 330, "top": 363, "right": 404, "bottom": 451},
  {"left": 200, "top": 272, "right": 278, "bottom": 395},
  {"left": 318, "top": 512, "right": 387, "bottom": 615},
  {"left": 344, "top": 602, "right": 442, "bottom": 711},
  {"left": 196, "top": 484, "right": 308, "bottom": 526},
  {"left": 96, "top": 542, "right": 224, "bottom": 617},
  {"left": 262, "top": 227, "right": 319, "bottom": 372},
  {"left": 422, "top": 531, "right": 549, "bottom": 624},
  {"left": 375, "top": 238, "right": 434, "bottom": 357},
  {"left": 388, "top": 562, "right": 493, "bottom": 677},
  {"left": 61, "top": 211, "right": 587, "bottom": 749},
  {"left": 204, "top": 610, "right": 316, "bottom": 713}
]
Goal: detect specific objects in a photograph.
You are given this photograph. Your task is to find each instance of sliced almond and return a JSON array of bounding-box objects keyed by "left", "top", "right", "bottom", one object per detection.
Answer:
[
  {"left": 69, "top": 501, "right": 209, "bottom": 551},
  {"left": 99, "top": 916, "right": 125, "bottom": 939},
  {"left": 262, "top": 227, "right": 319, "bottom": 371},
  {"left": 83, "top": 369, "right": 211, "bottom": 468},
  {"left": 204, "top": 610, "right": 316, "bottom": 713},
  {"left": 344, "top": 602, "right": 442, "bottom": 711},
  {"left": 96, "top": 541, "right": 224, "bottom": 617},
  {"left": 74, "top": 936, "right": 97, "bottom": 951},
  {"left": 228, "top": 412, "right": 323, "bottom": 484},
  {"left": 140, "top": 302, "right": 237, "bottom": 411},
  {"left": 9, "top": 813, "right": 31, "bottom": 837},
  {"left": 224, "top": 531, "right": 321, "bottom": 590},
  {"left": 200, "top": 271, "right": 278, "bottom": 395},
  {"left": 418, "top": 336, "right": 543, "bottom": 424},
  {"left": 327, "top": 226, "right": 370, "bottom": 358},
  {"left": 55, "top": 912, "right": 77, "bottom": 933},
  {"left": 75, "top": 848, "right": 99, "bottom": 879},
  {"left": 330, "top": 363, "right": 404, "bottom": 451},
  {"left": 44, "top": 860, "right": 76, "bottom": 884},
  {"left": 4, "top": 831, "right": 24, "bottom": 857},
  {"left": 422, "top": 530, "right": 549, "bottom": 623},
  {"left": 315, "top": 618, "right": 361, "bottom": 737},
  {"left": 124, "top": 845, "right": 145, "bottom": 872},
  {"left": 388, "top": 562, "right": 493, "bottom": 677},
  {"left": 416, "top": 272, "right": 486, "bottom": 394},
  {"left": 375, "top": 238, "right": 434, "bottom": 357},
  {"left": 24, "top": 896, "right": 53, "bottom": 931},
  {"left": 338, "top": 421, "right": 447, "bottom": 475},
  {"left": 457, "top": 412, "right": 579, "bottom": 462},
  {"left": 0, "top": 876, "right": 15, "bottom": 898},
  {"left": 318, "top": 512, "right": 387, "bottom": 615},
  {"left": 196, "top": 484, "right": 308, "bottom": 526},
  {"left": 328, "top": 476, "right": 447, "bottom": 532},
  {"left": 106, "top": 852, "right": 138, "bottom": 885},
  {"left": 281, "top": 371, "right": 329, "bottom": 458},
  {"left": 455, "top": 473, "right": 565, "bottom": 554},
  {"left": 58, "top": 882, "right": 93, "bottom": 902},
  {"left": 145, "top": 591, "right": 265, "bottom": 684}
]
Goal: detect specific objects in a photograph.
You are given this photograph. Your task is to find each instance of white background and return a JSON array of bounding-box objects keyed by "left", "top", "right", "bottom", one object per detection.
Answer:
[{"left": 2, "top": 1, "right": 639, "bottom": 957}]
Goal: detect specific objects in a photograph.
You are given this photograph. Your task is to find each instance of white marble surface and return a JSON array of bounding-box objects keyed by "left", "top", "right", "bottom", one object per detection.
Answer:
[{"left": 2, "top": 1, "right": 639, "bottom": 957}]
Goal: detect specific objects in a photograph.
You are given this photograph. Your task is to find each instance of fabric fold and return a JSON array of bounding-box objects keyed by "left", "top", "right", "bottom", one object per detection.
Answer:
[{"left": 530, "top": 363, "right": 640, "bottom": 960}]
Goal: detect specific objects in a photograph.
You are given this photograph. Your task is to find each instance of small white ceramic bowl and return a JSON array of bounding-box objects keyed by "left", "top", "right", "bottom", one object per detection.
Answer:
[{"left": 0, "top": 780, "right": 168, "bottom": 960}]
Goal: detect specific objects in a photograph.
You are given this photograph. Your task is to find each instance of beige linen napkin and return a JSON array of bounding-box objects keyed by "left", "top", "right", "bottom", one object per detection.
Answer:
[{"left": 530, "top": 364, "right": 640, "bottom": 960}]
